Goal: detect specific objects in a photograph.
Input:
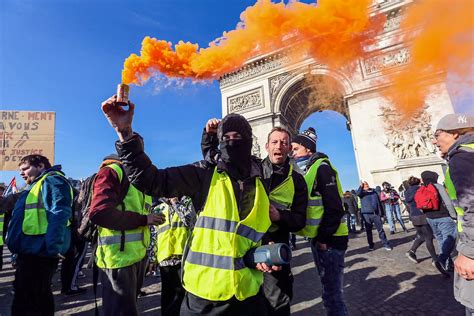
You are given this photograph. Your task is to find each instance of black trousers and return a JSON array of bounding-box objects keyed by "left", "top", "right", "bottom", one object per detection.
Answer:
[
  {"left": 362, "top": 213, "right": 390, "bottom": 248},
  {"left": 12, "top": 254, "right": 58, "bottom": 316},
  {"left": 263, "top": 265, "right": 293, "bottom": 316},
  {"left": 410, "top": 224, "right": 438, "bottom": 261},
  {"left": 160, "top": 264, "right": 185, "bottom": 316},
  {"left": 61, "top": 238, "right": 87, "bottom": 292},
  {"left": 180, "top": 289, "right": 267, "bottom": 316},
  {"left": 100, "top": 257, "right": 147, "bottom": 316}
]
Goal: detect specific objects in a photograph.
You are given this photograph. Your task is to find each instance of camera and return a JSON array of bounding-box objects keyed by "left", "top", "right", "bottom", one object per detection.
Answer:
[{"left": 244, "top": 243, "right": 292, "bottom": 267}]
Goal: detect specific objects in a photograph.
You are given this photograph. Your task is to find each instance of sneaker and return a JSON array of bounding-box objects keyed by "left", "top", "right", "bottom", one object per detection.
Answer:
[
  {"left": 61, "top": 288, "right": 87, "bottom": 296},
  {"left": 138, "top": 290, "right": 148, "bottom": 297},
  {"left": 405, "top": 251, "right": 418, "bottom": 263},
  {"left": 384, "top": 245, "right": 393, "bottom": 251},
  {"left": 368, "top": 246, "right": 374, "bottom": 251},
  {"left": 433, "top": 260, "right": 450, "bottom": 278}
]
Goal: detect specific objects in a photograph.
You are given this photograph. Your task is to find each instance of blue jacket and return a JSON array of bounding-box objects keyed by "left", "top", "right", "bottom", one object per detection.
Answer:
[
  {"left": 7, "top": 165, "right": 72, "bottom": 257},
  {"left": 404, "top": 185, "right": 424, "bottom": 218},
  {"left": 356, "top": 187, "right": 383, "bottom": 215}
]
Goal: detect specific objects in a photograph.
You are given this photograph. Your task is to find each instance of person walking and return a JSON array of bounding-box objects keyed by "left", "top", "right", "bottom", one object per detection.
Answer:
[
  {"left": 404, "top": 176, "right": 438, "bottom": 265},
  {"left": 351, "top": 189, "right": 364, "bottom": 231},
  {"left": 357, "top": 181, "right": 392, "bottom": 251},
  {"left": 7, "top": 154, "right": 73, "bottom": 315},
  {"left": 432, "top": 113, "right": 474, "bottom": 314},
  {"left": 342, "top": 191, "right": 358, "bottom": 233},
  {"left": 380, "top": 182, "right": 408, "bottom": 234},
  {"left": 419, "top": 170, "right": 457, "bottom": 277},
  {"left": 88, "top": 154, "right": 165, "bottom": 316},
  {"left": 102, "top": 94, "right": 278, "bottom": 315},
  {"left": 202, "top": 121, "right": 308, "bottom": 315},
  {"left": 291, "top": 127, "right": 349, "bottom": 316},
  {"left": 154, "top": 196, "right": 196, "bottom": 316}
]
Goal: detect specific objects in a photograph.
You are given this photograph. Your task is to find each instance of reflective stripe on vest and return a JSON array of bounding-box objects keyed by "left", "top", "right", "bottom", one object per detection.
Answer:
[
  {"left": 194, "top": 216, "right": 265, "bottom": 243},
  {"left": 296, "top": 158, "right": 348, "bottom": 238},
  {"left": 0, "top": 214, "right": 4, "bottom": 246},
  {"left": 156, "top": 203, "right": 190, "bottom": 263},
  {"left": 183, "top": 167, "right": 271, "bottom": 301},
  {"left": 186, "top": 250, "right": 247, "bottom": 270},
  {"left": 444, "top": 142, "right": 474, "bottom": 233},
  {"left": 268, "top": 164, "right": 295, "bottom": 232},
  {"left": 23, "top": 171, "right": 73, "bottom": 235},
  {"left": 95, "top": 163, "right": 152, "bottom": 269}
]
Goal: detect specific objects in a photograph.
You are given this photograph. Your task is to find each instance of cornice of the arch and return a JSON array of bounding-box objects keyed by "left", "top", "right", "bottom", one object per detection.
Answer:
[{"left": 272, "top": 66, "right": 355, "bottom": 114}]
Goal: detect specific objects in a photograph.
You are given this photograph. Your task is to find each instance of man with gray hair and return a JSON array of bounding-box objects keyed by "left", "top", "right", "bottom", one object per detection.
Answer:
[{"left": 432, "top": 113, "right": 474, "bottom": 315}]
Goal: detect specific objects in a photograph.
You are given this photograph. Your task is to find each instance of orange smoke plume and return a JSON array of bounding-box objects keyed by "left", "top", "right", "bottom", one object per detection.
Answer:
[
  {"left": 383, "top": 0, "right": 474, "bottom": 114},
  {"left": 122, "top": 0, "right": 384, "bottom": 85}
]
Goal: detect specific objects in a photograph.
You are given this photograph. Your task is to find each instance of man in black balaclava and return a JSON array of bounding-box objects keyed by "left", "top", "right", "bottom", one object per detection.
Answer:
[
  {"left": 217, "top": 113, "right": 253, "bottom": 181},
  {"left": 102, "top": 94, "right": 276, "bottom": 315}
]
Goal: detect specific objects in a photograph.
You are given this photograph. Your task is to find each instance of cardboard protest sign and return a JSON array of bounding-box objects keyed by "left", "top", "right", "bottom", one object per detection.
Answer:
[{"left": 1, "top": 111, "right": 55, "bottom": 171}]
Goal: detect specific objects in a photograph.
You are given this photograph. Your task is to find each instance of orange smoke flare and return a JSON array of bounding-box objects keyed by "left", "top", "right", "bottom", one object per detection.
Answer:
[
  {"left": 383, "top": 0, "right": 474, "bottom": 114},
  {"left": 121, "top": 0, "right": 384, "bottom": 85}
]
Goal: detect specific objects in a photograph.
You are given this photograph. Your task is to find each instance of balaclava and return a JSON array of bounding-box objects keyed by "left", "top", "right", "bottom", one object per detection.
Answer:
[{"left": 217, "top": 113, "right": 253, "bottom": 180}]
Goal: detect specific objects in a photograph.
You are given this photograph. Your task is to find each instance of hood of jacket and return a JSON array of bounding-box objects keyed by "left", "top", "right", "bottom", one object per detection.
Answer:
[{"left": 447, "top": 134, "right": 474, "bottom": 160}]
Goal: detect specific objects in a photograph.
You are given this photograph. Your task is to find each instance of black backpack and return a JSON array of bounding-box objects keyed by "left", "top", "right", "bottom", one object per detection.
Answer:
[{"left": 76, "top": 173, "right": 98, "bottom": 243}]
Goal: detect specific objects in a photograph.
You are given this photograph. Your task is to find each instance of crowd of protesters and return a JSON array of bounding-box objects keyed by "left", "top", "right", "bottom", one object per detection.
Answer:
[{"left": 0, "top": 109, "right": 472, "bottom": 316}]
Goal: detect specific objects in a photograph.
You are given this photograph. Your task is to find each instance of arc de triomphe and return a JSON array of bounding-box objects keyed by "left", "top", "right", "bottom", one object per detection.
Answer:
[{"left": 218, "top": 0, "right": 454, "bottom": 188}]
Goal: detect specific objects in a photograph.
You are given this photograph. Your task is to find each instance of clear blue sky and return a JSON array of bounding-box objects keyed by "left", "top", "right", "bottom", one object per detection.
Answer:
[{"left": 1, "top": 0, "right": 472, "bottom": 191}]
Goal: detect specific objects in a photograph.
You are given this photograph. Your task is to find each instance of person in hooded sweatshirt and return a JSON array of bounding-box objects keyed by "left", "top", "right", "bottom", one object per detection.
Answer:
[
  {"left": 432, "top": 113, "right": 474, "bottom": 315},
  {"left": 419, "top": 170, "right": 457, "bottom": 277},
  {"left": 404, "top": 176, "right": 438, "bottom": 266},
  {"left": 101, "top": 94, "right": 280, "bottom": 315},
  {"left": 291, "top": 127, "right": 349, "bottom": 316}
]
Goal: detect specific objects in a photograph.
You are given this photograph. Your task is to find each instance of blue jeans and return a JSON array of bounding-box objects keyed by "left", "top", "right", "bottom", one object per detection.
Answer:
[
  {"left": 426, "top": 217, "right": 457, "bottom": 265},
  {"left": 346, "top": 214, "right": 357, "bottom": 232},
  {"left": 310, "top": 243, "right": 348, "bottom": 316},
  {"left": 362, "top": 213, "right": 390, "bottom": 248},
  {"left": 384, "top": 203, "right": 407, "bottom": 232}
]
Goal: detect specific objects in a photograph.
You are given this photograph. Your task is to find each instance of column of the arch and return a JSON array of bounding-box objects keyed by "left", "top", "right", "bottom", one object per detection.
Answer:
[{"left": 346, "top": 97, "right": 364, "bottom": 184}]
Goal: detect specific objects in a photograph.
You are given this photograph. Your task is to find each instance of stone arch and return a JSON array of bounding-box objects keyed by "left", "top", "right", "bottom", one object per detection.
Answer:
[{"left": 273, "top": 69, "right": 354, "bottom": 134}]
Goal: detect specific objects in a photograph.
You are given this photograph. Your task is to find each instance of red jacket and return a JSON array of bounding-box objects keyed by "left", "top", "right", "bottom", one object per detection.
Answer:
[{"left": 89, "top": 162, "right": 148, "bottom": 230}]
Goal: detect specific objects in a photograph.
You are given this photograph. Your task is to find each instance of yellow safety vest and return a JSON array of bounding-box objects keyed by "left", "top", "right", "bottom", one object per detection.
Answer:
[
  {"left": 95, "top": 163, "right": 152, "bottom": 269},
  {"left": 183, "top": 167, "right": 271, "bottom": 301},
  {"left": 156, "top": 202, "right": 190, "bottom": 263},
  {"left": 0, "top": 213, "right": 4, "bottom": 246},
  {"left": 296, "top": 158, "right": 348, "bottom": 238},
  {"left": 444, "top": 142, "right": 474, "bottom": 233},
  {"left": 23, "top": 171, "right": 73, "bottom": 235},
  {"left": 268, "top": 164, "right": 295, "bottom": 232}
]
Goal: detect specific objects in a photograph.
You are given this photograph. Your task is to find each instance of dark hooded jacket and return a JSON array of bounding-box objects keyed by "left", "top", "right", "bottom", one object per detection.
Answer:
[
  {"left": 447, "top": 134, "right": 474, "bottom": 260},
  {"left": 303, "top": 153, "right": 348, "bottom": 250},
  {"left": 420, "top": 171, "right": 451, "bottom": 220}
]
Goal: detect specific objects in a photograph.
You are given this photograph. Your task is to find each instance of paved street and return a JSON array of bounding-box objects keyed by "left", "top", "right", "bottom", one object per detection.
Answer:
[{"left": 0, "top": 222, "right": 464, "bottom": 315}]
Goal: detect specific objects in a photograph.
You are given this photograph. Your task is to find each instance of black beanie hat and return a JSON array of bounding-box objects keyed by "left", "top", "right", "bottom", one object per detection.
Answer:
[
  {"left": 292, "top": 127, "right": 317, "bottom": 153},
  {"left": 217, "top": 113, "right": 252, "bottom": 140},
  {"left": 421, "top": 170, "right": 439, "bottom": 184},
  {"left": 103, "top": 154, "right": 120, "bottom": 161}
]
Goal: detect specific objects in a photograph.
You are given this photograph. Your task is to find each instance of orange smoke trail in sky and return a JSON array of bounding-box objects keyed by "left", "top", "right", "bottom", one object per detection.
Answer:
[
  {"left": 122, "top": 0, "right": 384, "bottom": 85},
  {"left": 383, "top": 0, "right": 474, "bottom": 114}
]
